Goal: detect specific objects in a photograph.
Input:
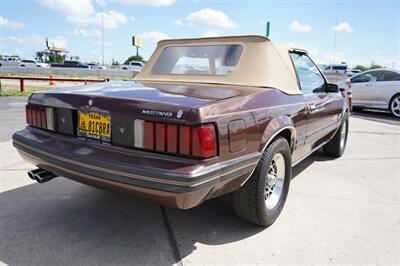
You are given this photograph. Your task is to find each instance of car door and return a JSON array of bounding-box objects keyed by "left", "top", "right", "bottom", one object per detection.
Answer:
[
  {"left": 290, "top": 53, "right": 341, "bottom": 150},
  {"left": 373, "top": 70, "right": 400, "bottom": 108},
  {"left": 350, "top": 71, "right": 382, "bottom": 107}
]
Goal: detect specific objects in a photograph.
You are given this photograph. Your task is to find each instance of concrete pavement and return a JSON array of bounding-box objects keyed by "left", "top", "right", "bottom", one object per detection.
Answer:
[
  {"left": 0, "top": 107, "right": 399, "bottom": 265},
  {"left": 0, "top": 97, "right": 27, "bottom": 142}
]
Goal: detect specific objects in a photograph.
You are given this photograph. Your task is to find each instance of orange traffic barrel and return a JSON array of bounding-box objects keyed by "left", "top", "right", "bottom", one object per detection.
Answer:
[{"left": 49, "top": 75, "right": 56, "bottom": 85}]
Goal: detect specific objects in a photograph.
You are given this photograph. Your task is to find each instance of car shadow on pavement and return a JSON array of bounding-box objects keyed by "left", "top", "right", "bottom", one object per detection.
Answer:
[
  {"left": 292, "top": 149, "right": 331, "bottom": 180},
  {"left": 0, "top": 177, "right": 263, "bottom": 265},
  {"left": 351, "top": 109, "right": 399, "bottom": 126}
]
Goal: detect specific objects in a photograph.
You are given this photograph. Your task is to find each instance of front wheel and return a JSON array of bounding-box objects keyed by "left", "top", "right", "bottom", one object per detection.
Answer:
[
  {"left": 389, "top": 94, "right": 400, "bottom": 118},
  {"left": 323, "top": 113, "right": 349, "bottom": 157},
  {"left": 232, "top": 137, "right": 292, "bottom": 227}
]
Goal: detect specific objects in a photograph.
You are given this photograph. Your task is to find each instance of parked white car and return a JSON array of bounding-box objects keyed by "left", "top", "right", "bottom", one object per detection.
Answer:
[
  {"left": 19, "top": 59, "right": 49, "bottom": 68},
  {"left": 120, "top": 61, "right": 144, "bottom": 71},
  {"left": 346, "top": 69, "right": 362, "bottom": 78},
  {"left": 340, "top": 69, "right": 400, "bottom": 117},
  {"left": 87, "top": 63, "right": 107, "bottom": 69}
]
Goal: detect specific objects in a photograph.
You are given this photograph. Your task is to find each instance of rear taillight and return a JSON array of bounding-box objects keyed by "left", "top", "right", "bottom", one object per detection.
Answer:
[
  {"left": 192, "top": 125, "right": 217, "bottom": 158},
  {"left": 26, "top": 105, "right": 55, "bottom": 131},
  {"left": 135, "top": 119, "right": 217, "bottom": 159}
]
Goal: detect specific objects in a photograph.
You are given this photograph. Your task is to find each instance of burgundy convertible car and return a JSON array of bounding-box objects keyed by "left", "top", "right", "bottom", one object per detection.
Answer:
[{"left": 13, "top": 36, "right": 348, "bottom": 226}]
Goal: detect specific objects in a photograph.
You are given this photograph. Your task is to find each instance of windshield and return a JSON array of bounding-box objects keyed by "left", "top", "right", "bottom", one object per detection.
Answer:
[{"left": 151, "top": 45, "right": 243, "bottom": 75}]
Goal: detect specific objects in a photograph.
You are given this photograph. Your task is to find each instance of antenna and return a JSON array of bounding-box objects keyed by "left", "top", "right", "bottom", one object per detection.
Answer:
[{"left": 266, "top": 21, "right": 270, "bottom": 37}]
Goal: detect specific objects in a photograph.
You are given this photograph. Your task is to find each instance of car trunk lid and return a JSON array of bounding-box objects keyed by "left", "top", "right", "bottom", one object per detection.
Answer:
[{"left": 29, "top": 81, "right": 242, "bottom": 122}]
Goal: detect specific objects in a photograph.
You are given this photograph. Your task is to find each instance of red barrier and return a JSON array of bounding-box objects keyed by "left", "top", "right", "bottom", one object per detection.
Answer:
[{"left": 0, "top": 76, "right": 109, "bottom": 92}]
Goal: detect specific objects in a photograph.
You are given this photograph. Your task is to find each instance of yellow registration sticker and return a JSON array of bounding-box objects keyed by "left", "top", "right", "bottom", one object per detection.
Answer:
[{"left": 78, "top": 112, "right": 111, "bottom": 140}]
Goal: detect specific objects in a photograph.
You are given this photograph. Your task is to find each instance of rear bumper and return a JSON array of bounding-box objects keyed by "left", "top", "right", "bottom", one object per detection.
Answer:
[{"left": 13, "top": 127, "right": 259, "bottom": 209}]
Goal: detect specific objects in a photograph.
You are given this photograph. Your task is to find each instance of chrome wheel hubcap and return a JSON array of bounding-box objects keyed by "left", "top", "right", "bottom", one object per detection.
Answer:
[
  {"left": 391, "top": 97, "right": 400, "bottom": 117},
  {"left": 265, "top": 153, "right": 285, "bottom": 209},
  {"left": 340, "top": 121, "right": 347, "bottom": 150}
]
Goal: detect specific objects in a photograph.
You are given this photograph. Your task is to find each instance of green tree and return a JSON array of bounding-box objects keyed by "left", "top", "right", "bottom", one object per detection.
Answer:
[
  {"left": 353, "top": 65, "right": 368, "bottom": 72},
  {"left": 369, "top": 63, "right": 383, "bottom": 69},
  {"left": 47, "top": 53, "right": 65, "bottom": 63},
  {"left": 124, "top": 55, "right": 145, "bottom": 64},
  {"left": 35, "top": 51, "right": 45, "bottom": 62},
  {"left": 353, "top": 63, "right": 384, "bottom": 72}
]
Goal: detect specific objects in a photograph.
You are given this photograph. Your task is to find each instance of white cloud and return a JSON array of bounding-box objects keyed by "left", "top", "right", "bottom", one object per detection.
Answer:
[
  {"left": 321, "top": 52, "right": 347, "bottom": 64},
  {"left": 92, "top": 40, "right": 112, "bottom": 47},
  {"left": 74, "top": 28, "right": 101, "bottom": 37},
  {"left": 91, "top": 10, "right": 128, "bottom": 29},
  {"left": 137, "top": 31, "right": 170, "bottom": 43},
  {"left": 38, "top": 0, "right": 94, "bottom": 23},
  {"left": 2, "top": 34, "right": 44, "bottom": 46},
  {"left": 39, "top": 0, "right": 127, "bottom": 29},
  {"left": 0, "top": 16, "right": 25, "bottom": 29},
  {"left": 7, "top": 36, "right": 25, "bottom": 44},
  {"left": 289, "top": 21, "right": 312, "bottom": 32},
  {"left": 332, "top": 22, "right": 353, "bottom": 32},
  {"left": 115, "top": 0, "right": 175, "bottom": 5},
  {"left": 203, "top": 30, "right": 219, "bottom": 37},
  {"left": 174, "top": 19, "right": 184, "bottom": 26},
  {"left": 186, "top": 8, "right": 236, "bottom": 29}
]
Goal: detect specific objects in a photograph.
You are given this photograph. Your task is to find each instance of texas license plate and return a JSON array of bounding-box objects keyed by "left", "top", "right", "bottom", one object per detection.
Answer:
[{"left": 78, "top": 111, "right": 111, "bottom": 141}]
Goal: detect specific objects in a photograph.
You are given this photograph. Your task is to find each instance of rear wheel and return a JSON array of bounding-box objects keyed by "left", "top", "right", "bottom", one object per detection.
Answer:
[
  {"left": 232, "top": 137, "right": 291, "bottom": 227},
  {"left": 323, "top": 113, "right": 349, "bottom": 157},
  {"left": 389, "top": 94, "right": 400, "bottom": 118}
]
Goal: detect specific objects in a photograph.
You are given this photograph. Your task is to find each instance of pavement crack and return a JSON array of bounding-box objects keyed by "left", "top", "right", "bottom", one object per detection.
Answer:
[{"left": 160, "top": 205, "right": 183, "bottom": 266}]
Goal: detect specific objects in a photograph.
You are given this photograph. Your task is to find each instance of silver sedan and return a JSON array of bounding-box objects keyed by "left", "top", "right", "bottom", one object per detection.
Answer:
[{"left": 349, "top": 69, "right": 400, "bottom": 117}]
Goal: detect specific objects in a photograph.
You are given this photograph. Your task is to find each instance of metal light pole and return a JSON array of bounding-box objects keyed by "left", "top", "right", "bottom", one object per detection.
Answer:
[
  {"left": 101, "top": 11, "right": 104, "bottom": 65},
  {"left": 333, "top": 16, "right": 337, "bottom": 64}
]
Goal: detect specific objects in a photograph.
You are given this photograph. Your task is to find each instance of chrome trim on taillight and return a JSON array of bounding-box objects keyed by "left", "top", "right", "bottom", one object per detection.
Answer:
[
  {"left": 46, "top": 107, "right": 55, "bottom": 131},
  {"left": 134, "top": 119, "right": 144, "bottom": 148}
]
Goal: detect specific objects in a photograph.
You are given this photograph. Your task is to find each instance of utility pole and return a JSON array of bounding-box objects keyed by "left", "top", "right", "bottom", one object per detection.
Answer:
[
  {"left": 101, "top": 11, "right": 104, "bottom": 65},
  {"left": 333, "top": 16, "right": 337, "bottom": 64}
]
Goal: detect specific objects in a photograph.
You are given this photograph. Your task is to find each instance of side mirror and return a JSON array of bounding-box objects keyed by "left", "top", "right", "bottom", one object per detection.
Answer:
[{"left": 326, "top": 83, "right": 339, "bottom": 93}]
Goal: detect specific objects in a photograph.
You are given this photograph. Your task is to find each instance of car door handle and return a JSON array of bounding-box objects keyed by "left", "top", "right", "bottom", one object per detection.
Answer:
[{"left": 308, "top": 103, "right": 317, "bottom": 112}]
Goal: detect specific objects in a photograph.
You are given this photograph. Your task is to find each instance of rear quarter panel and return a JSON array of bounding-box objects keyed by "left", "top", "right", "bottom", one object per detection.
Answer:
[{"left": 188, "top": 88, "right": 306, "bottom": 162}]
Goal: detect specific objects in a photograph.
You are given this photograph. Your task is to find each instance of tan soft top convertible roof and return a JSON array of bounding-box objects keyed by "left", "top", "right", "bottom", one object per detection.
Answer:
[{"left": 134, "top": 35, "right": 305, "bottom": 95}]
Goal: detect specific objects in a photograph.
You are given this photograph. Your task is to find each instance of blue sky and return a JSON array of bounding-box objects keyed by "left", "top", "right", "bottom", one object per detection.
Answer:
[{"left": 1, "top": 0, "right": 399, "bottom": 68}]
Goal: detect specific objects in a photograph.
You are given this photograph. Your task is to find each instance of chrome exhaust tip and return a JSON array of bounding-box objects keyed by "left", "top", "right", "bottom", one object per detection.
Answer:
[
  {"left": 28, "top": 168, "right": 58, "bottom": 183},
  {"left": 28, "top": 168, "right": 46, "bottom": 180}
]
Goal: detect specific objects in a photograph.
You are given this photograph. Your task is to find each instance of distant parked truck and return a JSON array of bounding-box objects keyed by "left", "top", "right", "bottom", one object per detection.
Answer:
[
  {"left": 323, "top": 63, "right": 348, "bottom": 75},
  {"left": 120, "top": 61, "right": 144, "bottom": 70},
  {"left": 0, "top": 55, "right": 20, "bottom": 67},
  {"left": 51, "top": 60, "right": 89, "bottom": 68}
]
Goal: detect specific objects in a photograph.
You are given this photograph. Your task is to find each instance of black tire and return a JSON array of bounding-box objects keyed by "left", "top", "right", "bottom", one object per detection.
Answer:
[
  {"left": 323, "top": 113, "right": 349, "bottom": 157},
  {"left": 389, "top": 93, "right": 400, "bottom": 118},
  {"left": 232, "top": 137, "right": 292, "bottom": 227}
]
